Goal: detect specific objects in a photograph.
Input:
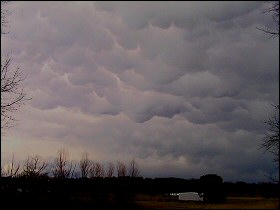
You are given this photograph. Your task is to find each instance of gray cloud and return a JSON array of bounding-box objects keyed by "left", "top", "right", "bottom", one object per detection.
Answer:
[
  {"left": 1, "top": 1, "right": 278, "bottom": 182},
  {"left": 94, "top": 2, "right": 262, "bottom": 30}
]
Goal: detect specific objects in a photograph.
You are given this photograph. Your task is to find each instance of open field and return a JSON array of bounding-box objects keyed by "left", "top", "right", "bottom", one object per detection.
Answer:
[{"left": 135, "top": 195, "right": 279, "bottom": 209}]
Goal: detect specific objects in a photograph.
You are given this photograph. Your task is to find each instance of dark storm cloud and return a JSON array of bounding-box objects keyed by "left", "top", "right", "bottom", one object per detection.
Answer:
[{"left": 1, "top": 1, "right": 278, "bottom": 182}]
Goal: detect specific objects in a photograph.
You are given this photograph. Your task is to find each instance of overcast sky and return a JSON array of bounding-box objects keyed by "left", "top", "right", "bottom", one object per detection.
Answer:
[{"left": 1, "top": 1, "right": 279, "bottom": 182}]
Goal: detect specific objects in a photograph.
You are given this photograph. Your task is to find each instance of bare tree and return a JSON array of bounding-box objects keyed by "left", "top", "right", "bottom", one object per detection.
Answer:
[
  {"left": 262, "top": 104, "right": 279, "bottom": 164},
  {"left": 70, "top": 163, "right": 77, "bottom": 179},
  {"left": 1, "top": 2, "right": 30, "bottom": 132},
  {"left": 128, "top": 158, "right": 140, "bottom": 178},
  {"left": 21, "top": 155, "right": 48, "bottom": 178},
  {"left": 257, "top": 2, "right": 279, "bottom": 37},
  {"left": 52, "top": 149, "right": 75, "bottom": 179},
  {"left": 2, "top": 155, "right": 21, "bottom": 178},
  {"left": 117, "top": 161, "right": 127, "bottom": 177},
  {"left": 95, "top": 162, "right": 105, "bottom": 178},
  {"left": 79, "top": 152, "right": 91, "bottom": 178},
  {"left": 106, "top": 162, "right": 115, "bottom": 178},
  {"left": 89, "top": 161, "right": 96, "bottom": 178},
  {"left": 257, "top": 2, "right": 279, "bottom": 183}
]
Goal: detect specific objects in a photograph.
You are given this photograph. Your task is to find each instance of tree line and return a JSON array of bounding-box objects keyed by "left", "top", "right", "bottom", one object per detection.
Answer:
[
  {"left": 2, "top": 150, "right": 279, "bottom": 199},
  {"left": 1, "top": 148, "right": 140, "bottom": 179}
]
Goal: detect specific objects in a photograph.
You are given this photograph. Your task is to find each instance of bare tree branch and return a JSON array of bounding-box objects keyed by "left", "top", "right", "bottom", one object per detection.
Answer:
[
  {"left": 257, "top": 2, "right": 279, "bottom": 37},
  {"left": 262, "top": 104, "right": 279, "bottom": 164},
  {"left": 1, "top": 56, "right": 31, "bottom": 129},
  {"left": 1, "top": 3, "right": 31, "bottom": 133}
]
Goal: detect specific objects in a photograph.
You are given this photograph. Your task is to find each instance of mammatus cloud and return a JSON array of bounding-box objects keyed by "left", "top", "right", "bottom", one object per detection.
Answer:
[{"left": 1, "top": 1, "right": 278, "bottom": 182}]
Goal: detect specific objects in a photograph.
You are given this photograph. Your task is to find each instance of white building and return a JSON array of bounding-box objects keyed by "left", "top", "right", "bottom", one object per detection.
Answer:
[{"left": 178, "top": 192, "right": 203, "bottom": 201}]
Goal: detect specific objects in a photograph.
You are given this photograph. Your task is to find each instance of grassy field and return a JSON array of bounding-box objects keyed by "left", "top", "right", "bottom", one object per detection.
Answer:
[{"left": 135, "top": 195, "right": 279, "bottom": 209}]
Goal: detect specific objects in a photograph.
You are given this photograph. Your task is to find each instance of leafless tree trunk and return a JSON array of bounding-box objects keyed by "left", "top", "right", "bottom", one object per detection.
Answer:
[
  {"left": 128, "top": 158, "right": 140, "bottom": 178},
  {"left": 106, "top": 162, "right": 115, "bottom": 178},
  {"left": 22, "top": 155, "right": 48, "bottom": 178},
  {"left": 1, "top": 2, "right": 30, "bottom": 132},
  {"left": 79, "top": 152, "right": 91, "bottom": 178},
  {"left": 52, "top": 149, "right": 74, "bottom": 179},
  {"left": 117, "top": 161, "right": 127, "bottom": 177}
]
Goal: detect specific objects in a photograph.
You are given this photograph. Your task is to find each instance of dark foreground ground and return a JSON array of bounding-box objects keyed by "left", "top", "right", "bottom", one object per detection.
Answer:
[
  {"left": 1, "top": 176, "right": 279, "bottom": 209},
  {"left": 2, "top": 192, "right": 279, "bottom": 210}
]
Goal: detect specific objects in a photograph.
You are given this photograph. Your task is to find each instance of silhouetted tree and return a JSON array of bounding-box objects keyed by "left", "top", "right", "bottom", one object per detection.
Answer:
[
  {"left": 262, "top": 104, "right": 279, "bottom": 165},
  {"left": 106, "top": 162, "right": 115, "bottom": 178},
  {"left": 94, "top": 162, "right": 105, "bottom": 178},
  {"left": 1, "top": 155, "right": 20, "bottom": 177},
  {"left": 79, "top": 152, "right": 91, "bottom": 178},
  {"left": 199, "top": 174, "right": 226, "bottom": 203},
  {"left": 89, "top": 161, "right": 96, "bottom": 178},
  {"left": 52, "top": 149, "right": 75, "bottom": 179},
  {"left": 1, "top": 1, "right": 30, "bottom": 131},
  {"left": 21, "top": 155, "right": 48, "bottom": 178},
  {"left": 128, "top": 158, "right": 140, "bottom": 177},
  {"left": 117, "top": 161, "right": 127, "bottom": 177},
  {"left": 256, "top": 1, "right": 279, "bottom": 183}
]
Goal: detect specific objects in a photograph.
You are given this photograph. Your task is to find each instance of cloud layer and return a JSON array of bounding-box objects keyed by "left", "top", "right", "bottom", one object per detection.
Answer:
[{"left": 1, "top": 1, "right": 279, "bottom": 182}]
